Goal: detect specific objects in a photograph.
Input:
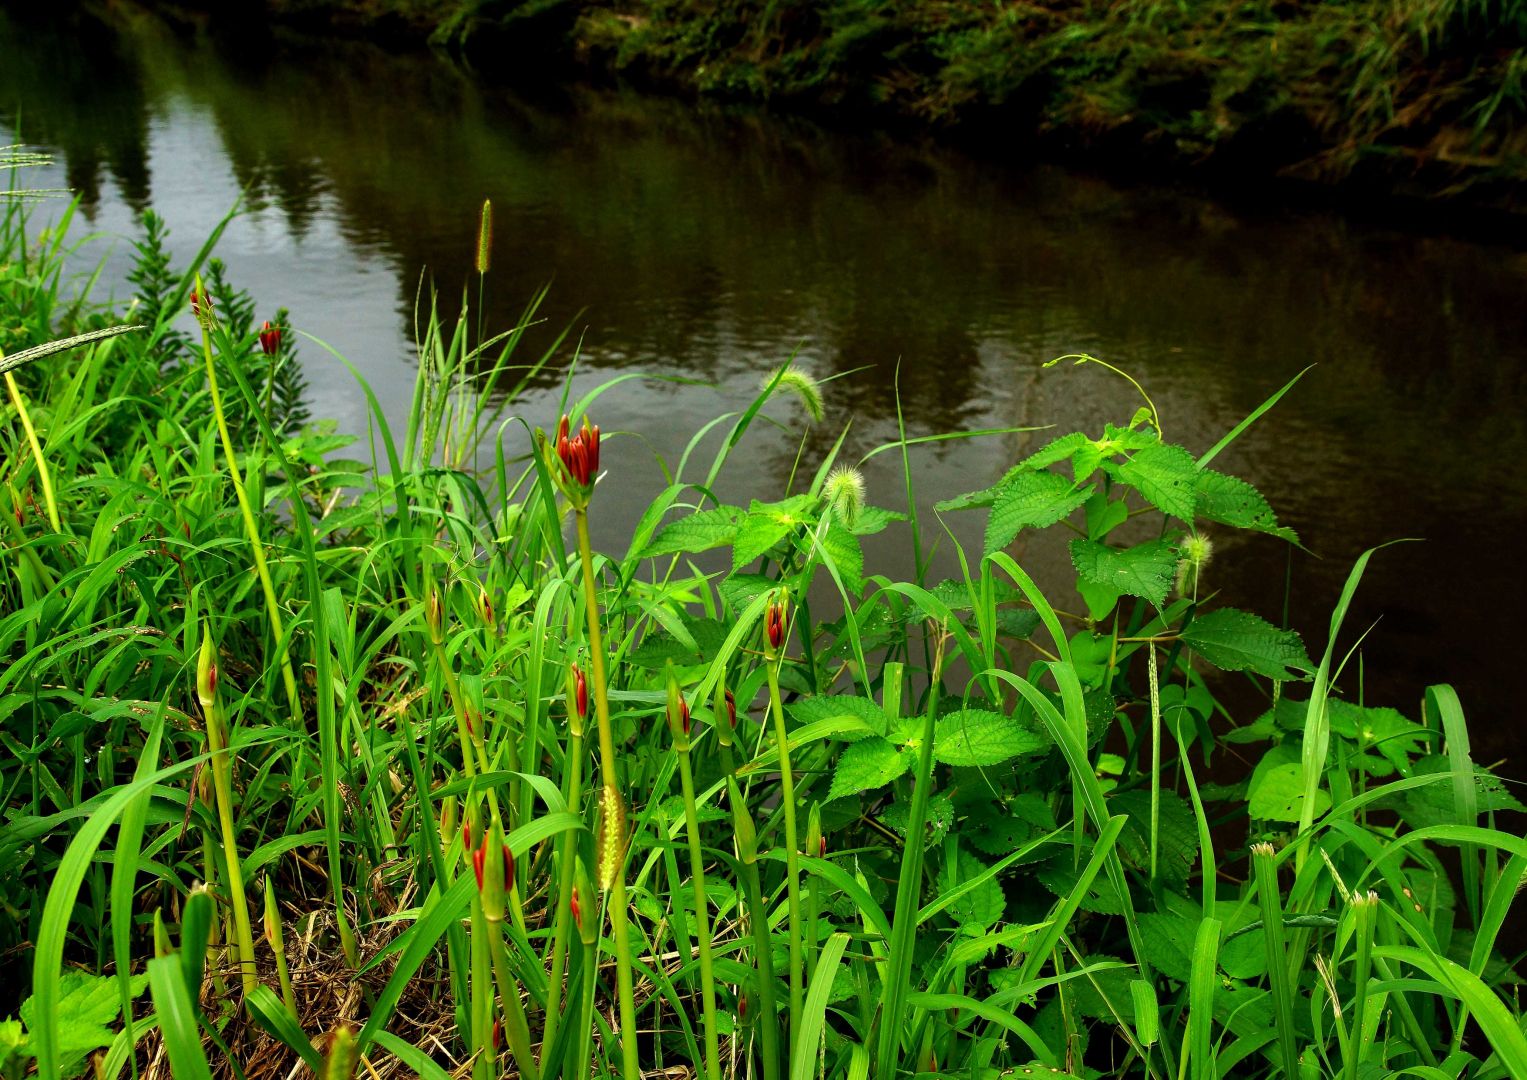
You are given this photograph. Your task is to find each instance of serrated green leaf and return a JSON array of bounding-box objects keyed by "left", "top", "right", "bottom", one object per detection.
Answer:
[
  {"left": 1115, "top": 443, "right": 1198, "bottom": 522},
  {"left": 20, "top": 970, "right": 146, "bottom": 1072},
  {"left": 790, "top": 695, "right": 889, "bottom": 740},
  {"left": 642, "top": 505, "right": 745, "bottom": 558},
  {"left": 984, "top": 470, "right": 1091, "bottom": 554},
  {"left": 1180, "top": 607, "right": 1313, "bottom": 679},
  {"left": 627, "top": 617, "right": 729, "bottom": 668},
  {"left": 1069, "top": 538, "right": 1178, "bottom": 608},
  {"left": 1194, "top": 469, "right": 1298, "bottom": 542},
  {"left": 819, "top": 522, "right": 864, "bottom": 595},
  {"left": 720, "top": 572, "right": 775, "bottom": 615},
  {"left": 827, "top": 737, "right": 910, "bottom": 800},
  {"left": 845, "top": 506, "right": 906, "bottom": 536},
  {"left": 731, "top": 495, "right": 815, "bottom": 569},
  {"left": 1021, "top": 432, "right": 1090, "bottom": 470},
  {"left": 934, "top": 709, "right": 1050, "bottom": 766},
  {"left": 947, "top": 848, "right": 1006, "bottom": 929}
]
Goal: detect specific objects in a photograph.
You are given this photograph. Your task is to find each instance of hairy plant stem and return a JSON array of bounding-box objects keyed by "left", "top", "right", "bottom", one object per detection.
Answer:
[
  {"left": 766, "top": 659, "right": 804, "bottom": 1050},
  {"left": 574, "top": 506, "right": 641, "bottom": 1080}
]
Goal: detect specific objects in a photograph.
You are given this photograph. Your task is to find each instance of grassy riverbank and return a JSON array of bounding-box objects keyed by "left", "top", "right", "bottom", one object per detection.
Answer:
[
  {"left": 3, "top": 182, "right": 1526, "bottom": 1078},
  {"left": 147, "top": 0, "right": 1527, "bottom": 209}
]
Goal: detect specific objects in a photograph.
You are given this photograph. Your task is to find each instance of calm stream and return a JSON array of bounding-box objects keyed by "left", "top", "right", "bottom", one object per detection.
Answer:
[{"left": 4, "top": 8, "right": 1524, "bottom": 770}]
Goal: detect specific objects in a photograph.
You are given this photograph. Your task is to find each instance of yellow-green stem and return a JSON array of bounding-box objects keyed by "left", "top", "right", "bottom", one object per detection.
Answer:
[
  {"left": 198, "top": 324, "right": 301, "bottom": 724},
  {"left": 766, "top": 661, "right": 804, "bottom": 1049},
  {"left": 3, "top": 367, "right": 59, "bottom": 531},
  {"left": 542, "top": 727, "right": 584, "bottom": 1062},
  {"left": 574, "top": 507, "right": 641, "bottom": 1080}
]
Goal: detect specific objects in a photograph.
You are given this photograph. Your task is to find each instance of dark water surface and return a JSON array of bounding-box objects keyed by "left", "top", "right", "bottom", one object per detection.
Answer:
[{"left": 4, "top": 8, "right": 1525, "bottom": 772}]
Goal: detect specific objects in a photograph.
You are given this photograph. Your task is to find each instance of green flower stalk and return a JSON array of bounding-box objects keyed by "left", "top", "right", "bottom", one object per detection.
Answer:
[
  {"left": 474, "top": 818, "right": 538, "bottom": 1080},
  {"left": 1252, "top": 842, "right": 1300, "bottom": 1080},
  {"left": 263, "top": 877, "right": 297, "bottom": 1021},
  {"left": 765, "top": 591, "right": 804, "bottom": 1050},
  {"left": 196, "top": 628, "right": 258, "bottom": 999},
  {"left": 668, "top": 673, "right": 721, "bottom": 1080},
  {"left": 1343, "top": 890, "right": 1380, "bottom": 1080},
  {"left": 728, "top": 777, "right": 781, "bottom": 1080},
  {"left": 545, "top": 412, "right": 640, "bottom": 1080},
  {"left": 805, "top": 803, "right": 823, "bottom": 986},
  {"left": 542, "top": 662, "right": 589, "bottom": 1063}
]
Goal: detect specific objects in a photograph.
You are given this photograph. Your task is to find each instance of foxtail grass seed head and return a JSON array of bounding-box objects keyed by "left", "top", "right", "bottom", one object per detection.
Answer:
[
  {"left": 1177, "top": 533, "right": 1214, "bottom": 595},
  {"left": 322, "top": 1025, "right": 357, "bottom": 1080},
  {"left": 595, "top": 784, "right": 627, "bottom": 892},
  {"left": 476, "top": 199, "right": 492, "bottom": 275},
  {"left": 767, "top": 364, "right": 824, "bottom": 423},
  {"left": 258, "top": 320, "right": 280, "bottom": 357},
  {"left": 825, "top": 465, "right": 866, "bottom": 526}
]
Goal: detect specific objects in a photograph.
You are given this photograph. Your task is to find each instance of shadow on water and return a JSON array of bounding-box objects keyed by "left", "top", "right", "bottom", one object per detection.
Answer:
[{"left": 2, "top": 5, "right": 1525, "bottom": 772}]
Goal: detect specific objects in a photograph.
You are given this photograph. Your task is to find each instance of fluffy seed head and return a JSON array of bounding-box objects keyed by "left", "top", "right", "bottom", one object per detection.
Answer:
[
  {"left": 767, "top": 364, "right": 824, "bottom": 423},
  {"left": 476, "top": 199, "right": 493, "bottom": 275},
  {"left": 825, "top": 465, "right": 866, "bottom": 526}
]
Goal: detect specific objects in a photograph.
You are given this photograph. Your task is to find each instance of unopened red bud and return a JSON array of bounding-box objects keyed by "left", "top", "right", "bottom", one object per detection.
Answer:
[
  {"left": 472, "top": 837, "right": 487, "bottom": 890},
  {"left": 737, "top": 993, "right": 748, "bottom": 1022},
  {"left": 569, "top": 885, "right": 582, "bottom": 929},
  {"left": 258, "top": 320, "right": 281, "bottom": 356},
  {"left": 819, "top": 837, "right": 827, "bottom": 858},
  {"left": 680, "top": 695, "right": 690, "bottom": 736},
  {"left": 502, "top": 844, "right": 514, "bottom": 890},
  {"left": 462, "top": 820, "right": 472, "bottom": 851},
  {"left": 724, "top": 689, "right": 736, "bottom": 728},
  {"left": 573, "top": 665, "right": 588, "bottom": 719},
  {"left": 492, "top": 1018, "right": 501, "bottom": 1051}
]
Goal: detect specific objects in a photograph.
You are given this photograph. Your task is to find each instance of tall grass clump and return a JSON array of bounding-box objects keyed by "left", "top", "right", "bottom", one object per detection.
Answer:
[{"left": 1, "top": 181, "right": 1523, "bottom": 1080}]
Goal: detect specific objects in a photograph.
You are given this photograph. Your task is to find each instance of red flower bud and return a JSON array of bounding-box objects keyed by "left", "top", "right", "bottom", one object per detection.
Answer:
[
  {"left": 189, "top": 288, "right": 207, "bottom": 317},
  {"left": 462, "top": 820, "right": 472, "bottom": 851},
  {"left": 724, "top": 689, "right": 736, "bottom": 728},
  {"left": 502, "top": 843, "right": 514, "bottom": 890},
  {"left": 819, "top": 836, "right": 827, "bottom": 859},
  {"left": 766, "top": 598, "right": 788, "bottom": 652},
  {"left": 672, "top": 694, "right": 690, "bottom": 736},
  {"left": 258, "top": 320, "right": 281, "bottom": 356},
  {"left": 554, "top": 414, "right": 602, "bottom": 489},
  {"left": 472, "top": 837, "right": 487, "bottom": 890},
  {"left": 492, "top": 1018, "right": 501, "bottom": 1051},
  {"left": 569, "top": 885, "right": 582, "bottom": 930},
  {"left": 573, "top": 665, "right": 588, "bottom": 720},
  {"left": 737, "top": 992, "right": 748, "bottom": 1022}
]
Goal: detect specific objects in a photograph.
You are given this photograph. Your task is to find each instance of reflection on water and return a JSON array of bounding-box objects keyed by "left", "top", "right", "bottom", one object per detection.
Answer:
[{"left": 3, "top": 6, "right": 1525, "bottom": 767}]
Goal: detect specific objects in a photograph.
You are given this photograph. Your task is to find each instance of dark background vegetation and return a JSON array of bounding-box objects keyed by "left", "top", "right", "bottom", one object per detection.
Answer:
[{"left": 137, "top": 0, "right": 1527, "bottom": 213}]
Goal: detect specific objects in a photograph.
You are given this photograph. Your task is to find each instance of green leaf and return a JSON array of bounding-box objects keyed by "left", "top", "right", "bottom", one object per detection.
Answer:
[
  {"left": 827, "top": 737, "right": 911, "bottom": 800},
  {"left": 789, "top": 695, "right": 889, "bottom": 741},
  {"left": 1180, "top": 608, "right": 1313, "bottom": 679},
  {"left": 642, "top": 506, "right": 745, "bottom": 558},
  {"left": 1069, "top": 538, "right": 1178, "bottom": 609},
  {"left": 946, "top": 848, "right": 1006, "bottom": 929},
  {"left": 844, "top": 506, "right": 906, "bottom": 536},
  {"left": 1194, "top": 469, "right": 1298, "bottom": 542},
  {"left": 819, "top": 522, "right": 865, "bottom": 595},
  {"left": 1114, "top": 443, "right": 1198, "bottom": 522},
  {"left": 19, "top": 971, "right": 144, "bottom": 1073},
  {"left": 627, "top": 616, "right": 730, "bottom": 668},
  {"left": 732, "top": 495, "right": 815, "bottom": 569},
  {"left": 720, "top": 572, "right": 775, "bottom": 615},
  {"left": 985, "top": 471, "right": 1091, "bottom": 554},
  {"left": 933, "top": 709, "right": 1050, "bottom": 767},
  {"left": 1022, "top": 432, "right": 1090, "bottom": 470},
  {"left": 1248, "top": 762, "right": 1330, "bottom": 822}
]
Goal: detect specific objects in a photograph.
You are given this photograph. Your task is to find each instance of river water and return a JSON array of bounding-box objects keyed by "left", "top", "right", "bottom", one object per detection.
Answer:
[{"left": 3, "top": 7, "right": 1525, "bottom": 771}]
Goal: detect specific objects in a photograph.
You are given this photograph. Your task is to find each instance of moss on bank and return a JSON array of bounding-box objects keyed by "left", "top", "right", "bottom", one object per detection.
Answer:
[{"left": 158, "top": 0, "right": 1527, "bottom": 208}]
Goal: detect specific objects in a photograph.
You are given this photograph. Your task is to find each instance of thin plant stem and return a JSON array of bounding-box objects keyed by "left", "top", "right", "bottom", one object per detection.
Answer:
[
  {"left": 677, "top": 741, "right": 722, "bottom": 1080},
  {"left": 766, "top": 658, "right": 804, "bottom": 1049},
  {"left": 574, "top": 506, "right": 641, "bottom": 1080}
]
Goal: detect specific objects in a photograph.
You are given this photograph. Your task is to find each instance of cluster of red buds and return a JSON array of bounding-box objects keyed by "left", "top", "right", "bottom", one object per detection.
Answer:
[
  {"left": 765, "top": 593, "right": 789, "bottom": 654},
  {"left": 555, "top": 414, "right": 600, "bottom": 490},
  {"left": 258, "top": 320, "right": 281, "bottom": 356},
  {"left": 471, "top": 830, "right": 515, "bottom": 893}
]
